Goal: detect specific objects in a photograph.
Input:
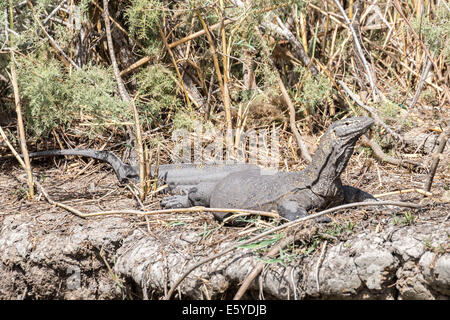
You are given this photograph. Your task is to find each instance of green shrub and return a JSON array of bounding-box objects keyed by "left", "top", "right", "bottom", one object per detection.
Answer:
[
  {"left": 124, "top": 0, "right": 164, "bottom": 55},
  {"left": 411, "top": 6, "right": 450, "bottom": 63},
  {"left": 135, "top": 64, "right": 181, "bottom": 123},
  {"left": 17, "top": 55, "right": 127, "bottom": 136},
  {"left": 294, "top": 66, "right": 333, "bottom": 114}
]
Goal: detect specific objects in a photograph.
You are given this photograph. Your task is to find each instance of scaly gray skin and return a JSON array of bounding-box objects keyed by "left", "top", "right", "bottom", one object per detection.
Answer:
[
  {"left": 20, "top": 116, "right": 375, "bottom": 221},
  {"left": 23, "top": 148, "right": 258, "bottom": 191},
  {"left": 162, "top": 116, "right": 375, "bottom": 221}
]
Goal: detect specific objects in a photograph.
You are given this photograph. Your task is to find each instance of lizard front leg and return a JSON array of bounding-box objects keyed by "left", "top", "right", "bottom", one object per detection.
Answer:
[
  {"left": 277, "top": 189, "right": 332, "bottom": 222},
  {"left": 342, "top": 185, "right": 396, "bottom": 212},
  {"left": 277, "top": 199, "right": 308, "bottom": 221},
  {"left": 160, "top": 185, "right": 193, "bottom": 208}
]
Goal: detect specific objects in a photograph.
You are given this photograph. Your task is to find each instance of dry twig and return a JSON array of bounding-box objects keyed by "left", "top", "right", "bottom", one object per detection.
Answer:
[
  {"left": 339, "top": 80, "right": 402, "bottom": 141},
  {"left": 333, "top": 0, "right": 378, "bottom": 101},
  {"left": 255, "top": 27, "right": 312, "bottom": 162},
  {"left": 102, "top": 0, "right": 145, "bottom": 199},
  {"left": 9, "top": 0, "right": 33, "bottom": 198},
  {"left": 424, "top": 125, "right": 449, "bottom": 192},
  {"left": 196, "top": 10, "right": 232, "bottom": 132},
  {"left": 361, "top": 135, "right": 420, "bottom": 168},
  {"left": 374, "top": 189, "right": 432, "bottom": 198}
]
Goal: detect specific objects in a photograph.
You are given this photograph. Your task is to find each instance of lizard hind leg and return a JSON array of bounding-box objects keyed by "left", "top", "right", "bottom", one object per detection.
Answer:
[
  {"left": 160, "top": 182, "right": 216, "bottom": 209},
  {"left": 160, "top": 185, "right": 195, "bottom": 208},
  {"left": 160, "top": 195, "right": 192, "bottom": 209},
  {"left": 187, "top": 182, "right": 216, "bottom": 207}
]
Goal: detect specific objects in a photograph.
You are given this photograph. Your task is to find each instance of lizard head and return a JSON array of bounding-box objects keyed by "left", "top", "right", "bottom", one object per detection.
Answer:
[
  {"left": 323, "top": 116, "right": 374, "bottom": 175},
  {"left": 329, "top": 116, "right": 374, "bottom": 144}
]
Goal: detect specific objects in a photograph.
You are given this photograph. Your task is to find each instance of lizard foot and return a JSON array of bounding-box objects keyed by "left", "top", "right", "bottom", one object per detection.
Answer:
[{"left": 160, "top": 195, "right": 191, "bottom": 209}]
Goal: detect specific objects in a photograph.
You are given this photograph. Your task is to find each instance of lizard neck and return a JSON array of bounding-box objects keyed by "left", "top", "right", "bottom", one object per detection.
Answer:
[{"left": 302, "top": 134, "right": 355, "bottom": 197}]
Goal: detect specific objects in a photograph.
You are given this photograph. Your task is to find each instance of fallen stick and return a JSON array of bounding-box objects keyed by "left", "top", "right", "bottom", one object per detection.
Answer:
[
  {"left": 165, "top": 200, "right": 422, "bottom": 299},
  {"left": 374, "top": 188, "right": 432, "bottom": 198},
  {"left": 33, "top": 179, "right": 86, "bottom": 218},
  {"left": 361, "top": 135, "right": 420, "bottom": 168},
  {"left": 82, "top": 207, "right": 280, "bottom": 219},
  {"left": 424, "top": 126, "right": 449, "bottom": 192}
]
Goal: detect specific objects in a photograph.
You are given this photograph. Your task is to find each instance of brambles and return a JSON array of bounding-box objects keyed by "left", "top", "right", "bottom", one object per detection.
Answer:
[
  {"left": 16, "top": 56, "right": 127, "bottom": 136},
  {"left": 0, "top": 0, "right": 447, "bottom": 165},
  {"left": 411, "top": 6, "right": 450, "bottom": 62}
]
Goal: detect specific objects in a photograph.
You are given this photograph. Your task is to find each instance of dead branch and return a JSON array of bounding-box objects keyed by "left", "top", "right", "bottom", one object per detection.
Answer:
[
  {"left": 102, "top": 0, "right": 145, "bottom": 199},
  {"left": 262, "top": 15, "right": 319, "bottom": 76},
  {"left": 25, "top": 0, "right": 78, "bottom": 69},
  {"left": 32, "top": 178, "right": 86, "bottom": 218},
  {"left": 119, "top": 56, "right": 152, "bottom": 77},
  {"left": 196, "top": 10, "right": 232, "bottom": 132},
  {"left": 82, "top": 207, "right": 280, "bottom": 219},
  {"left": 102, "top": 0, "right": 130, "bottom": 102},
  {"left": 409, "top": 53, "right": 435, "bottom": 110},
  {"left": 0, "top": 126, "right": 26, "bottom": 168},
  {"left": 25, "top": 0, "right": 113, "bottom": 100},
  {"left": 91, "top": 0, "right": 144, "bottom": 50},
  {"left": 169, "top": 18, "right": 234, "bottom": 50},
  {"left": 424, "top": 125, "right": 449, "bottom": 192},
  {"left": 255, "top": 27, "right": 312, "bottom": 163},
  {"left": 374, "top": 189, "right": 432, "bottom": 198},
  {"left": 42, "top": 0, "right": 66, "bottom": 25},
  {"left": 9, "top": 1, "right": 33, "bottom": 198},
  {"left": 159, "top": 25, "right": 192, "bottom": 111},
  {"left": 119, "top": 19, "right": 235, "bottom": 77},
  {"left": 1, "top": 124, "right": 83, "bottom": 214},
  {"left": 339, "top": 80, "right": 402, "bottom": 141},
  {"left": 361, "top": 135, "right": 420, "bottom": 168},
  {"left": 333, "top": 0, "right": 378, "bottom": 101},
  {"left": 392, "top": 0, "right": 450, "bottom": 105}
]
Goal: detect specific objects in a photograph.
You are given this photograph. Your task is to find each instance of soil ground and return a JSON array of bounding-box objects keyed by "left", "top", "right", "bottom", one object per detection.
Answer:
[{"left": 0, "top": 140, "right": 448, "bottom": 299}]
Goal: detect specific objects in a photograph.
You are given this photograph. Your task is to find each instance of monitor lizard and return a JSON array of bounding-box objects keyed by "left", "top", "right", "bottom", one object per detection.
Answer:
[
  {"left": 16, "top": 116, "right": 375, "bottom": 221},
  {"left": 161, "top": 116, "right": 376, "bottom": 220}
]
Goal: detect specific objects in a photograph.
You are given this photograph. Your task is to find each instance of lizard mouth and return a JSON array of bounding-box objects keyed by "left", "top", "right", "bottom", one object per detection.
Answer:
[{"left": 335, "top": 116, "right": 374, "bottom": 140}]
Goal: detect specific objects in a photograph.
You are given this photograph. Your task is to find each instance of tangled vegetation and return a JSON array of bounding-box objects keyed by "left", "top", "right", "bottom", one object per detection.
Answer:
[{"left": 0, "top": 0, "right": 448, "bottom": 161}]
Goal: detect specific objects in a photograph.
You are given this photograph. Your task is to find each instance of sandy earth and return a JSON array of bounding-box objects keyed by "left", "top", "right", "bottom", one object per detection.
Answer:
[{"left": 0, "top": 145, "right": 448, "bottom": 299}]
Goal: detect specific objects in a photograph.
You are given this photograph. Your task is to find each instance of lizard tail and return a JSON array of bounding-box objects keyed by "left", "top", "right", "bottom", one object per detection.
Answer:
[{"left": 27, "top": 149, "right": 137, "bottom": 183}]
